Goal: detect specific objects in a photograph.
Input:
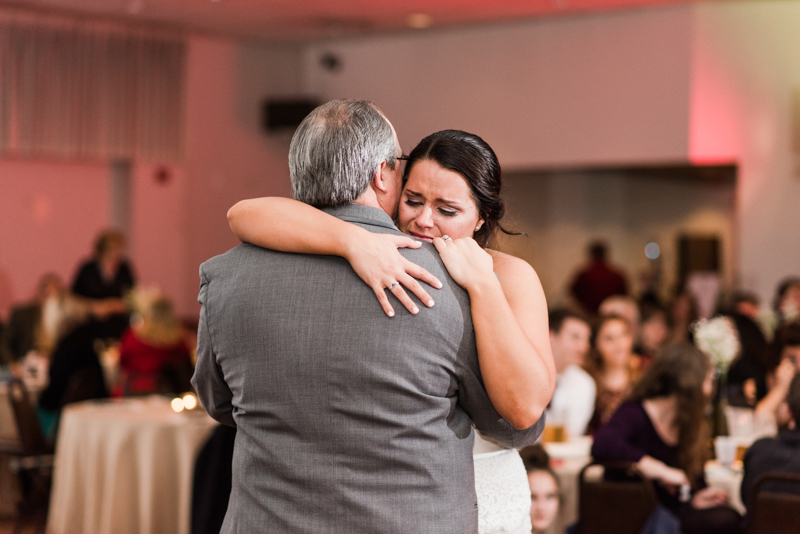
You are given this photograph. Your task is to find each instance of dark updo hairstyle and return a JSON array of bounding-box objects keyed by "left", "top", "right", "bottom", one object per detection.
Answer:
[{"left": 404, "top": 129, "right": 519, "bottom": 247}]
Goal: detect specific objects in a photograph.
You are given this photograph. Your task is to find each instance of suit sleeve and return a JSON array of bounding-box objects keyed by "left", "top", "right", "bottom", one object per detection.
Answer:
[
  {"left": 455, "top": 320, "right": 544, "bottom": 448},
  {"left": 191, "top": 266, "right": 236, "bottom": 427}
]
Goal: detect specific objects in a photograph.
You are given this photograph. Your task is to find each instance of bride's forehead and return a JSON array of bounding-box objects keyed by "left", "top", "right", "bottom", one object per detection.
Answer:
[{"left": 405, "top": 161, "right": 472, "bottom": 197}]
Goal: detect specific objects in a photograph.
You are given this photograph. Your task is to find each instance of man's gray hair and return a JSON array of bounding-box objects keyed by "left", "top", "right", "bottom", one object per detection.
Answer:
[{"left": 289, "top": 99, "right": 399, "bottom": 207}]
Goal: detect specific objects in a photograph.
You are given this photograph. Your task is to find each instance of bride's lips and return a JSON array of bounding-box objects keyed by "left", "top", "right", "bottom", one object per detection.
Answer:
[{"left": 408, "top": 231, "right": 435, "bottom": 243}]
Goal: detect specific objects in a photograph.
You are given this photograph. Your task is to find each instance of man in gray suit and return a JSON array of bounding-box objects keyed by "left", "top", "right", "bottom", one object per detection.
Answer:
[{"left": 192, "top": 99, "right": 543, "bottom": 533}]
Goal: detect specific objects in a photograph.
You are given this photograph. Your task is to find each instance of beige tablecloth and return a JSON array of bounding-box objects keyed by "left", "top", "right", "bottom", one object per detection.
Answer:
[{"left": 46, "top": 396, "right": 218, "bottom": 534}]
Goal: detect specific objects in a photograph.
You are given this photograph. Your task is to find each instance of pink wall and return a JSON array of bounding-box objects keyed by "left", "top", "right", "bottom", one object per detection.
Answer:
[
  {"left": 0, "top": 158, "right": 109, "bottom": 320},
  {"left": 181, "top": 37, "right": 297, "bottom": 316},
  {"left": 304, "top": 6, "right": 693, "bottom": 168}
]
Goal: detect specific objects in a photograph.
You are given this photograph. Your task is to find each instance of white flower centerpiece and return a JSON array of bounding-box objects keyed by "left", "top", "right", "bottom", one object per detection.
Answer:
[{"left": 692, "top": 316, "right": 741, "bottom": 379}]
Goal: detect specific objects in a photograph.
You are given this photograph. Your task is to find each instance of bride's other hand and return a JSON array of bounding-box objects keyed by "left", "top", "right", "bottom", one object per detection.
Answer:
[
  {"left": 432, "top": 236, "right": 495, "bottom": 291},
  {"left": 343, "top": 233, "right": 443, "bottom": 318}
]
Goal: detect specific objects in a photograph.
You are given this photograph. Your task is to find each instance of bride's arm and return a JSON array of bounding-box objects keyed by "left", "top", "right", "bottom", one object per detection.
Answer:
[
  {"left": 433, "top": 237, "right": 556, "bottom": 430},
  {"left": 227, "top": 197, "right": 442, "bottom": 317}
]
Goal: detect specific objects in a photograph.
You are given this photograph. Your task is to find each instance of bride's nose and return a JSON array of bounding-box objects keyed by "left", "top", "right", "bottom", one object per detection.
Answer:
[{"left": 416, "top": 206, "right": 434, "bottom": 228}]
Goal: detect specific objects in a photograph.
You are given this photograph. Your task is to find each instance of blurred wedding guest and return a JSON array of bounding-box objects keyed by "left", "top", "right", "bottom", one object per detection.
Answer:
[
  {"left": 117, "top": 293, "right": 192, "bottom": 396},
  {"left": 637, "top": 303, "right": 669, "bottom": 369},
  {"left": 726, "top": 292, "right": 769, "bottom": 407},
  {"left": 754, "top": 323, "right": 800, "bottom": 427},
  {"left": 37, "top": 294, "right": 109, "bottom": 439},
  {"left": 599, "top": 295, "right": 641, "bottom": 347},
  {"left": 0, "top": 273, "right": 62, "bottom": 364},
  {"left": 668, "top": 290, "right": 699, "bottom": 343},
  {"left": 569, "top": 241, "right": 628, "bottom": 316},
  {"left": 547, "top": 309, "right": 594, "bottom": 438},
  {"left": 741, "top": 374, "right": 800, "bottom": 510},
  {"left": 585, "top": 315, "right": 640, "bottom": 434},
  {"left": 519, "top": 445, "right": 560, "bottom": 534},
  {"left": 71, "top": 229, "right": 135, "bottom": 338},
  {"left": 773, "top": 277, "right": 800, "bottom": 325},
  {"left": 592, "top": 343, "right": 743, "bottom": 534},
  {"left": 732, "top": 291, "right": 761, "bottom": 322}
]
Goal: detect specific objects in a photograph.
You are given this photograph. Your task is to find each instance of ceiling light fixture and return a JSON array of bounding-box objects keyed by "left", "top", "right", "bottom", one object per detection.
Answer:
[{"left": 407, "top": 13, "right": 432, "bottom": 29}]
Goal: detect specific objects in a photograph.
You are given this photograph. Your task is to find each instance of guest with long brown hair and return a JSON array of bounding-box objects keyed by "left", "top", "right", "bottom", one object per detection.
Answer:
[
  {"left": 592, "top": 342, "right": 742, "bottom": 534},
  {"left": 584, "top": 314, "right": 640, "bottom": 433}
]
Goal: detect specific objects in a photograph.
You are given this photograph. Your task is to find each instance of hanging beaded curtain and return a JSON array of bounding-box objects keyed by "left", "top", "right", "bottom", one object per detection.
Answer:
[{"left": 0, "top": 11, "right": 186, "bottom": 161}]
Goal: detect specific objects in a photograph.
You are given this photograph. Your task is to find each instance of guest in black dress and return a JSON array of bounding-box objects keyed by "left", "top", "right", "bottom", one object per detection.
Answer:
[
  {"left": 37, "top": 295, "right": 108, "bottom": 439},
  {"left": 592, "top": 342, "right": 743, "bottom": 534},
  {"left": 71, "top": 230, "right": 135, "bottom": 339}
]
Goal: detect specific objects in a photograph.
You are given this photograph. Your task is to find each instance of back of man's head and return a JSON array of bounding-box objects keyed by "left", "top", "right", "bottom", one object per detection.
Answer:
[
  {"left": 788, "top": 374, "right": 800, "bottom": 426},
  {"left": 588, "top": 241, "right": 607, "bottom": 261},
  {"left": 289, "top": 99, "right": 398, "bottom": 208}
]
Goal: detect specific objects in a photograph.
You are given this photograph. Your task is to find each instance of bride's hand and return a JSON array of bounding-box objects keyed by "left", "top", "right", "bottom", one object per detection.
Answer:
[
  {"left": 343, "top": 232, "right": 443, "bottom": 317},
  {"left": 432, "top": 236, "right": 495, "bottom": 292}
]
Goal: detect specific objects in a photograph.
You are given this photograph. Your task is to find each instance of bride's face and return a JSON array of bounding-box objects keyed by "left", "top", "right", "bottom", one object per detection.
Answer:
[{"left": 397, "top": 159, "right": 484, "bottom": 243}]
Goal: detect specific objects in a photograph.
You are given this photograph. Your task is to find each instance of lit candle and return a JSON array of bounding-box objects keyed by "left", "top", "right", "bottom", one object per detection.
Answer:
[{"left": 171, "top": 397, "right": 185, "bottom": 412}]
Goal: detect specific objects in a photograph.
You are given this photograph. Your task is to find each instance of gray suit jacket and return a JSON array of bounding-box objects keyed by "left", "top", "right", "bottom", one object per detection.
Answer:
[{"left": 192, "top": 203, "right": 543, "bottom": 534}]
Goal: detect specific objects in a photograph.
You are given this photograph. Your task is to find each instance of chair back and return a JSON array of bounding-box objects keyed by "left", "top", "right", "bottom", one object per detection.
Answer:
[
  {"left": 577, "top": 461, "right": 658, "bottom": 534},
  {"left": 747, "top": 472, "right": 800, "bottom": 534},
  {"left": 6, "top": 378, "right": 50, "bottom": 456},
  {"left": 61, "top": 366, "right": 108, "bottom": 406}
]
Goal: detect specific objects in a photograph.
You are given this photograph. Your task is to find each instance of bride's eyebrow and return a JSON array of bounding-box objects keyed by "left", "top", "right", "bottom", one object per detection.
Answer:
[{"left": 405, "top": 189, "right": 422, "bottom": 197}]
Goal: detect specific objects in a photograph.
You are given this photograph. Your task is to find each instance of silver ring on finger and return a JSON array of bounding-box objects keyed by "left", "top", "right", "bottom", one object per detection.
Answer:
[
  {"left": 442, "top": 235, "right": 452, "bottom": 242},
  {"left": 388, "top": 281, "right": 400, "bottom": 290}
]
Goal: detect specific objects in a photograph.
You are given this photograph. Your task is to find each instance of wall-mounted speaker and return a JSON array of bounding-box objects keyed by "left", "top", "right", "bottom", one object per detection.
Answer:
[{"left": 262, "top": 98, "right": 320, "bottom": 133}]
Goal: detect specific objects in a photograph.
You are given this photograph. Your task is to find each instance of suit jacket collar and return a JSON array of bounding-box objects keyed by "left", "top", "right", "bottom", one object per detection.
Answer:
[{"left": 322, "top": 203, "right": 398, "bottom": 231}]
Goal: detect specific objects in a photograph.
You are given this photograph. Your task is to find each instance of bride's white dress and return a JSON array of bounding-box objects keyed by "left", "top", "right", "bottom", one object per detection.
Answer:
[{"left": 473, "top": 432, "right": 532, "bottom": 534}]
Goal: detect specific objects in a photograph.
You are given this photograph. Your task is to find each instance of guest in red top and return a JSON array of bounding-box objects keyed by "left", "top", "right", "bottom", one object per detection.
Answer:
[
  {"left": 569, "top": 241, "right": 628, "bottom": 316},
  {"left": 118, "top": 294, "right": 192, "bottom": 395}
]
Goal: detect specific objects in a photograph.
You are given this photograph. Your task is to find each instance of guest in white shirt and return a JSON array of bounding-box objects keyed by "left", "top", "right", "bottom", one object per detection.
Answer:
[{"left": 547, "top": 309, "right": 594, "bottom": 439}]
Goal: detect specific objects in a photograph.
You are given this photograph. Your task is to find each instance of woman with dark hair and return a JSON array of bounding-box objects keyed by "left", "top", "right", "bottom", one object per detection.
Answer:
[
  {"left": 584, "top": 314, "right": 640, "bottom": 434},
  {"left": 592, "top": 342, "right": 742, "bottom": 534},
  {"left": 226, "top": 129, "right": 555, "bottom": 533},
  {"left": 519, "top": 445, "right": 561, "bottom": 534},
  {"left": 754, "top": 322, "right": 800, "bottom": 426},
  {"left": 71, "top": 229, "right": 135, "bottom": 338},
  {"left": 773, "top": 277, "right": 800, "bottom": 325}
]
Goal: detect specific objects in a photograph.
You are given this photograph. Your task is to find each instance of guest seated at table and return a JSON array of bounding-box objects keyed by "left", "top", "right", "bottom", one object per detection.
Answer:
[
  {"left": 636, "top": 302, "right": 669, "bottom": 371},
  {"left": 520, "top": 445, "right": 561, "bottom": 534},
  {"left": 741, "top": 374, "right": 800, "bottom": 510},
  {"left": 668, "top": 289, "right": 699, "bottom": 344},
  {"left": 71, "top": 229, "right": 135, "bottom": 339},
  {"left": 599, "top": 295, "right": 641, "bottom": 345},
  {"left": 592, "top": 342, "right": 743, "bottom": 534},
  {"left": 773, "top": 277, "right": 800, "bottom": 327},
  {"left": 754, "top": 322, "right": 800, "bottom": 427},
  {"left": 117, "top": 293, "right": 192, "bottom": 396},
  {"left": 547, "top": 309, "right": 594, "bottom": 439},
  {"left": 726, "top": 292, "right": 769, "bottom": 407},
  {"left": 584, "top": 315, "right": 640, "bottom": 434},
  {"left": 37, "top": 293, "right": 109, "bottom": 439},
  {"left": 0, "top": 273, "right": 63, "bottom": 365}
]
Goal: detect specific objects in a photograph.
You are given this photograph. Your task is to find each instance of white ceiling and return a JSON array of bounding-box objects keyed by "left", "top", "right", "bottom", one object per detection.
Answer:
[{"left": 0, "top": 0, "right": 706, "bottom": 41}]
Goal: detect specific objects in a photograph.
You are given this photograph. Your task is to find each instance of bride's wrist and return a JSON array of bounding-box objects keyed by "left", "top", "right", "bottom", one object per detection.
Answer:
[
  {"left": 338, "top": 226, "right": 373, "bottom": 261},
  {"left": 463, "top": 273, "right": 502, "bottom": 295}
]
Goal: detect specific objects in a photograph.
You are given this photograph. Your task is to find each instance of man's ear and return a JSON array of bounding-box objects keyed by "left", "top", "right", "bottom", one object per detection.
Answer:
[{"left": 372, "top": 160, "right": 390, "bottom": 194}]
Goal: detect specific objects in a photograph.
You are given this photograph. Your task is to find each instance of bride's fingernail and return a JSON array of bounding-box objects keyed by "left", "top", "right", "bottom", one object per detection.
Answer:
[
  {"left": 428, "top": 300, "right": 435, "bottom": 307},
  {"left": 413, "top": 306, "right": 419, "bottom": 314},
  {"left": 388, "top": 310, "right": 395, "bottom": 317}
]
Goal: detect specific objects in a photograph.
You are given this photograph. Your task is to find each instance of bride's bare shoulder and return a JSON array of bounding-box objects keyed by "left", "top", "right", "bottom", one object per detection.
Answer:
[{"left": 485, "top": 249, "right": 538, "bottom": 280}]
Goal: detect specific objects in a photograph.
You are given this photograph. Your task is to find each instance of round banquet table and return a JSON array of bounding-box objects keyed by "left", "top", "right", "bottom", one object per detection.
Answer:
[{"left": 46, "top": 396, "right": 218, "bottom": 534}]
